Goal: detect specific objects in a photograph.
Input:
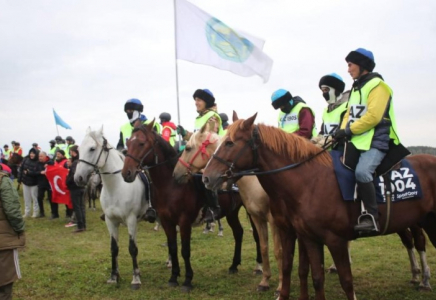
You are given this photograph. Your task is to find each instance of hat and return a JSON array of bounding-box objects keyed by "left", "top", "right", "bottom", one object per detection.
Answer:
[
  {"left": 319, "top": 73, "right": 345, "bottom": 96},
  {"left": 66, "top": 136, "right": 73, "bottom": 141},
  {"left": 124, "top": 98, "right": 143, "bottom": 112},
  {"left": 193, "top": 89, "right": 215, "bottom": 108},
  {"left": 271, "top": 89, "right": 293, "bottom": 110},
  {"left": 15, "top": 142, "right": 20, "bottom": 146},
  {"left": 159, "top": 112, "right": 171, "bottom": 122},
  {"left": 49, "top": 139, "right": 56, "bottom": 144},
  {"left": 345, "top": 48, "right": 375, "bottom": 72},
  {"left": 57, "top": 149, "right": 65, "bottom": 156},
  {"left": 219, "top": 113, "right": 228, "bottom": 123},
  {"left": 32, "top": 142, "right": 38, "bottom": 146},
  {"left": 3, "top": 144, "right": 8, "bottom": 148},
  {"left": 55, "top": 135, "right": 62, "bottom": 141}
]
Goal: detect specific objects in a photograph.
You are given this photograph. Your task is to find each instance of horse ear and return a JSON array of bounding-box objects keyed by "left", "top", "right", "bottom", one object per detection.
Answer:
[
  {"left": 145, "top": 119, "right": 155, "bottom": 131},
  {"left": 133, "top": 119, "right": 142, "bottom": 127},
  {"left": 242, "top": 113, "right": 257, "bottom": 130},
  {"left": 86, "top": 126, "right": 91, "bottom": 134},
  {"left": 99, "top": 125, "right": 104, "bottom": 135},
  {"left": 232, "top": 111, "right": 239, "bottom": 122}
]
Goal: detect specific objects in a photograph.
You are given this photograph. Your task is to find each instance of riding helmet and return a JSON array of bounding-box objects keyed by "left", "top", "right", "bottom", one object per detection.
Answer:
[{"left": 124, "top": 98, "right": 144, "bottom": 112}]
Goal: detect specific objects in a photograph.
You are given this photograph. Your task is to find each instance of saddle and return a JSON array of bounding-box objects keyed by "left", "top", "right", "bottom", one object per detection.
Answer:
[{"left": 139, "top": 171, "right": 156, "bottom": 223}]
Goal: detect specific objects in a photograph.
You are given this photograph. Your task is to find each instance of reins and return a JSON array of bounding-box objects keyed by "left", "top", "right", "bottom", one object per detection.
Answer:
[
  {"left": 213, "top": 125, "right": 333, "bottom": 179},
  {"left": 79, "top": 137, "right": 122, "bottom": 175}
]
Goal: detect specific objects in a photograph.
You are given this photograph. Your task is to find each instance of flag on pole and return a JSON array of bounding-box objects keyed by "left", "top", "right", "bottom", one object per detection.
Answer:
[
  {"left": 175, "top": 0, "right": 273, "bottom": 83},
  {"left": 53, "top": 109, "right": 72, "bottom": 129}
]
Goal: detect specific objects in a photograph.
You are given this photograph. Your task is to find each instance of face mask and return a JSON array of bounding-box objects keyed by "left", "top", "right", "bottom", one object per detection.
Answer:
[
  {"left": 128, "top": 110, "right": 141, "bottom": 123},
  {"left": 280, "top": 102, "right": 292, "bottom": 114},
  {"left": 323, "top": 88, "right": 337, "bottom": 104}
]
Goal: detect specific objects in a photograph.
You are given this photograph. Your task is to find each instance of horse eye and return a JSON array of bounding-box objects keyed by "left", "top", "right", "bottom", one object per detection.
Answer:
[
  {"left": 139, "top": 142, "right": 145, "bottom": 147},
  {"left": 90, "top": 147, "right": 96, "bottom": 151},
  {"left": 185, "top": 146, "right": 192, "bottom": 152},
  {"left": 225, "top": 141, "right": 234, "bottom": 147}
]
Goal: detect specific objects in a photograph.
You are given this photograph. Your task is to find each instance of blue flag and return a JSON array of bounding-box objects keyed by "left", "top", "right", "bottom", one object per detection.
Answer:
[{"left": 53, "top": 109, "right": 72, "bottom": 129}]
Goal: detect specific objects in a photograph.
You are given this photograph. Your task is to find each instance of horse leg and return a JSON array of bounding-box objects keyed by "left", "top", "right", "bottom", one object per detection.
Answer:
[
  {"left": 410, "top": 226, "right": 432, "bottom": 291},
  {"left": 127, "top": 216, "right": 141, "bottom": 290},
  {"left": 327, "top": 241, "right": 351, "bottom": 274},
  {"left": 217, "top": 219, "right": 223, "bottom": 236},
  {"left": 300, "top": 238, "right": 326, "bottom": 300},
  {"left": 203, "top": 222, "right": 211, "bottom": 234},
  {"left": 269, "top": 219, "right": 283, "bottom": 296},
  {"left": 248, "top": 214, "right": 263, "bottom": 276},
  {"left": 249, "top": 214, "right": 271, "bottom": 292},
  {"left": 397, "top": 228, "right": 421, "bottom": 284},
  {"left": 226, "top": 207, "right": 243, "bottom": 274},
  {"left": 161, "top": 222, "right": 180, "bottom": 287},
  {"left": 297, "top": 238, "right": 310, "bottom": 300},
  {"left": 277, "top": 225, "right": 297, "bottom": 300},
  {"left": 106, "top": 219, "right": 120, "bottom": 284},
  {"left": 179, "top": 222, "right": 194, "bottom": 293},
  {"left": 327, "top": 238, "right": 356, "bottom": 300}
]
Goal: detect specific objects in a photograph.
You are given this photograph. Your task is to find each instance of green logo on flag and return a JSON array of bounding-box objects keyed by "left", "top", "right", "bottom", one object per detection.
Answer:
[{"left": 206, "top": 18, "right": 254, "bottom": 63}]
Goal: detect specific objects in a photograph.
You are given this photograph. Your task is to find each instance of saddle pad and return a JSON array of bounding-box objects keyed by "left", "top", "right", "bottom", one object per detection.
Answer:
[
  {"left": 330, "top": 150, "right": 423, "bottom": 203},
  {"left": 138, "top": 172, "right": 150, "bottom": 201}
]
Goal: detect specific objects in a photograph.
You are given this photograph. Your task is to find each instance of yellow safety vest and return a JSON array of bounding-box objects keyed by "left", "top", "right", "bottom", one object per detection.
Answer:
[
  {"left": 194, "top": 111, "right": 224, "bottom": 136},
  {"left": 322, "top": 102, "right": 348, "bottom": 137},
  {"left": 278, "top": 102, "right": 317, "bottom": 137}
]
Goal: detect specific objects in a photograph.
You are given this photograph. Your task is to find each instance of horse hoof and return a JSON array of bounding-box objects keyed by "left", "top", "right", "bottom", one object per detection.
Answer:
[
  {"left": 181, "top": 285, "right": 193, "bottom": 293},
  {"left": 168, "top": 281, "right": 179, "bottom": 288},
  {"left": 107, "top": 279, "right": 117, "bottom": 284},
  {"left": 228, "top": 268, "right": 238, "bottom": 274},
  {"left": 253, "top": 269, "right": 263, "bottom": 276},
  {"left": 418, "top": 285, "right": 432, "bottom": 292},
  {"left": 257, "top": 285, "right": 270, "bottom": 292},
  {"left": 410, "top": 279, "right": 420, "bottom": 284},
  {"left": 131, "top": 283, "right": 141, "bottom": 290},
  {"left": 217, "top": 232, "right": 223, "bottom": 237},
  {"left": 326, "top": 267, "right": 338, "bottom": 274},
  {"left": 274, "top": 290, "right": 280, "bottom": 298}
]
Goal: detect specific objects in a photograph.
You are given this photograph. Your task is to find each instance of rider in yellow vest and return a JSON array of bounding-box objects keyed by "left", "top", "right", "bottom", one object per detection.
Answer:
[
  {"left": 116, "top": 98, "right": 161, "bottom": 150},
  {"left": 177, "top": 89, "right": 223, "bottom": 222},
  {"left": 54, "top": 136, "right": 67, "bottom": 157},
  {"left": 48, "top": 140, "right": 57, "bottom": 159},
  {"left": 159, "top": 112, "right": 177, "bottom": 147},
  {"left": 312, "top": 73, "right": 349, "bottom": 149},
  {"left": 65, "top": 136, "right": 75, "bottom": 159},
  {"left": 335, "top": 48, "right": 401, "bottom": 233},
  {"left": 271, "top": 89, "right": 317, "bottom": 139},
  {"left": 2, "top": 145, "right": 11, "bottom": 164}
]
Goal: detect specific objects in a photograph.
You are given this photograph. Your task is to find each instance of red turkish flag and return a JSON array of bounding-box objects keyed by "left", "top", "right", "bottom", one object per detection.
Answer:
[{"left": 46, "top": 165, "right": 72, "bottom": 209}]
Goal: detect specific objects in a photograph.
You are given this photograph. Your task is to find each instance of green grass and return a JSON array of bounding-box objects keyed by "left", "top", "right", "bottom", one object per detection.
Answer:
[{"left": 13, "top": 189, "right": 436, "bottom": 300}]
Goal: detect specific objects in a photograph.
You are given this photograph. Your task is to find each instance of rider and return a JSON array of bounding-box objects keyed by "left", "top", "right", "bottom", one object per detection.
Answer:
[
  {"left": 311, "top": 73, "right": 349, "bottom": 149},
  {"left": 2, "top": 145, "right": 11, "bottom": 164},
  {"left": 11, "top": 142, "right": 23, "bottom": 157},
  {"left": 270, "top": 89, "right": 317, "bottom": 139},
  {"left": 177, "top": 89, "right": 223, "bottom": 222},
  {"left": 48, "top": 140, "right": 57, "bottom": 159},
  {"left": 65, "top": 136, "right": 75, "bottom": 159},
  {"left": 219, "top": 113, "right": 230, "bottom": 134},
  {"left": 159, "top": 112, "right": 177, "bottom": 147},
  {"left": 117, "top": 98, "right": 161, "bottom": 151},
  {"left": 55, "top": 136, "right": 67, "bottom": 154},
  {"left": 335, "top": 48, "right": 401, "bottom": 232}
]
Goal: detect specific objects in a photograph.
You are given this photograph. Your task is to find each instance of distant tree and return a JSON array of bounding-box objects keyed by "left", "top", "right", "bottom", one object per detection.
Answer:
[{"left": 407, "top": 146, "right": 436, "bottom": 156}]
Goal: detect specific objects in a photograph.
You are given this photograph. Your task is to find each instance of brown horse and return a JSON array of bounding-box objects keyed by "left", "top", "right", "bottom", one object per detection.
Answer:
[
  {"left": 202, "top": 113, "right": 436, "bottom": 300},
  {"left": 173, "top": 121, "right": 283, "bottom": 293},
  {"left": 121, "top": 120, "right": 259, "bottom": 292}
]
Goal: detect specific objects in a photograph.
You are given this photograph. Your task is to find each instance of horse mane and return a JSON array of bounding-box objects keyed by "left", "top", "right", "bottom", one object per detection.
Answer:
[
  {"left": 227, "top": 120, "right": 332, "bottom": 167},
  {"left": 134, "top": 125, "right": 178, "bottom": 164}
]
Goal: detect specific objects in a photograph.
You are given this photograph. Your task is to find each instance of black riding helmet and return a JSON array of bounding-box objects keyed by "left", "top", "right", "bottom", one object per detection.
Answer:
[{"left": 159, "top": 112, "right": 171, "bottom": 122}]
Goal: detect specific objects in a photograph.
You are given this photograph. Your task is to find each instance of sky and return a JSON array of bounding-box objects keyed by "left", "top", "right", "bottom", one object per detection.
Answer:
[{"left": 1, "top": 0, "right": 435, "bottom": 154}]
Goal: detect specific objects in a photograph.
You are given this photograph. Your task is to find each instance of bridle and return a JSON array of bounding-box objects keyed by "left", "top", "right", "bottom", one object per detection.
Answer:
[
  {"left": 212, "top": 125, "right": 331, "bottom": 179},
  {"left": 79, "top": 137, "right": 121, "bottom": 175},
  {"left": 211, "top": 126, "right": 260, "bottom": 179},
  {"left": 178, "top": 132, "right": 218, "bottom": 176}
]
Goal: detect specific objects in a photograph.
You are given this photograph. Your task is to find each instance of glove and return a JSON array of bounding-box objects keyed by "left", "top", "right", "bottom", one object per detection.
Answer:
[
  {"left": 177, "top": 125, "right": 186, "bottom": 137},
  {"left": 334, "top": 129, "right": 350, "bottom": 142}
]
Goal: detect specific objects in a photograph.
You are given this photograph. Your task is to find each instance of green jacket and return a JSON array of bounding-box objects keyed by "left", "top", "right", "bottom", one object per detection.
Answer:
[{"left": 0, "top": 171, "right": 25, "bottom": 251}]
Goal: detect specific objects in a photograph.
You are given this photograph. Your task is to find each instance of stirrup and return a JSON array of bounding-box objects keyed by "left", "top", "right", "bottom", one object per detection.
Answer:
[
  {"left": 356, "top": 211, "right": 379, "bottom": 232},
  {"left": 144, "top": 208, "right": 157, "bottom": 223}
]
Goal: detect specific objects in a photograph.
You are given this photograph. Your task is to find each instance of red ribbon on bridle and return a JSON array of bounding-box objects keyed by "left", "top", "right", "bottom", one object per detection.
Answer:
[{"left": 178, "top": 132, "right": 218, "bottom": 174}]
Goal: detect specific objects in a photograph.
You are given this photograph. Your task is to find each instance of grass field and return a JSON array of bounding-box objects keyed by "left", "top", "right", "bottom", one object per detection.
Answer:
[{"left": 12, "top": 191, "right": 436, "bottom": 300}]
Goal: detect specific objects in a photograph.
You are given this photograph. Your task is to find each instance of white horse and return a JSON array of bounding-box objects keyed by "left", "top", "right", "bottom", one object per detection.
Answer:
[{"left": 74, "top": 126, "right": 147, "bottom": 290}]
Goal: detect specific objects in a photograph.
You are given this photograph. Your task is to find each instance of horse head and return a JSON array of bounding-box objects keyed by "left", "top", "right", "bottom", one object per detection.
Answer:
[
  {"left": 74, "top": 125, "right": 110, "bottom": 186},
  {"left": 173, "top": 121, "right": 221, "bottom": 183},
  {"left": 203, "top": 112, "right": 258, "bottom": 191},
  {"left": 122, "top": 120, "right": 156, "bottom": 183}
]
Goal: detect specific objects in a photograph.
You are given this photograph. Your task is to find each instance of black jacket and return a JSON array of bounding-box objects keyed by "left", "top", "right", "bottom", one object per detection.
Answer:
[
  {"left": 66, "top": 156, "right": 83, "bottom": 190},
  {"left": 28, "top": 158, "right": 51, "bottom": 188},
  {"left": 19, "top": 149, "right": 40, "bottom": 186}
]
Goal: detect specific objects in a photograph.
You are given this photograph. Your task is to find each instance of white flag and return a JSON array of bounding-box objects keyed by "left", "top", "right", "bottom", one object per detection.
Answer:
[{"left": 175, "top": 0, "right": 273, "bottom": 83}]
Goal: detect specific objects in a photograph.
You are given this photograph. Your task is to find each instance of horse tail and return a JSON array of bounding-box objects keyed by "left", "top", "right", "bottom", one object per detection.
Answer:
[{"left": 422, "top": 212, "right": 436, "bottom": 249}]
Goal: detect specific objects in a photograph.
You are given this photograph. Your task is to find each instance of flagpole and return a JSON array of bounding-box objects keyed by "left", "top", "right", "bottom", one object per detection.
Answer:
[
  {"left": 56, "top": 125, "right": 60, "bottom": 136},
  {"left": 173, "top": 0, "right": 182, "bottom": 130}
]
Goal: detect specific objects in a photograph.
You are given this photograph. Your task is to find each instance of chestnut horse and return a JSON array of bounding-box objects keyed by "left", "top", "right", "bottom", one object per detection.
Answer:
[
  {"left": 203, "top": 113, "right": 436, "bottom": 300},
  {"left": 121, "top": 120, "right": 258, "bottom": 292},
  {"left": 173, "top": 121, "right": 283, "bottom": 294}
]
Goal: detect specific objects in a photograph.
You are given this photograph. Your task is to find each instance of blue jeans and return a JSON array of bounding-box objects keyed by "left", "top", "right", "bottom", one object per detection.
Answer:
[{"left": 355, "top": 148, "right": 386, "bottom": 183}]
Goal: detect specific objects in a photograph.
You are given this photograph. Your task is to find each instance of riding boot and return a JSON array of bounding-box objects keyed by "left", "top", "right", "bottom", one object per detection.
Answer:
[
  {"left": 354, "top": 181, "right": 379, "bottom": 232},
  {"left": 204, "top": 189, "right": 221, "bottom": 223}
]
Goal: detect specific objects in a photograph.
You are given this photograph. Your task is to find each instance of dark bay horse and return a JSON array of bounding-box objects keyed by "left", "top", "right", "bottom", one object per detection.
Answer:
[
  {"left": 202, "top": 113, "right": 436, "bottom": 300},
  {"left": 121, "top": 121, "right": 258, "bottom": 292}
]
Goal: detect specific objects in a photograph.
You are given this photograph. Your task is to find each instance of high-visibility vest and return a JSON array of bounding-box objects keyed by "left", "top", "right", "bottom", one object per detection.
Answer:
[
  {"left": 322, "top": 102, "right": 348, "bottom": 137},
  {"left": 3, "top": 149, "right": 11, "bottom": 160},
  {"left": 346, "top": 77, "right": 399, "bottom": 151},
  {"left": 48, "top": 147, "right": 57, "bottom": 157},
  {"left": 194, "top": 111, "right": 224, "bottom": 136},
  {"left": 162, "top": 125, "right": 176, "bottom": 146},
  {"left": 120, "top": 120, "right": 161, "bottom": 147},
  {"left": 278, "top": 102, "right": 317, "bottom": 137}
]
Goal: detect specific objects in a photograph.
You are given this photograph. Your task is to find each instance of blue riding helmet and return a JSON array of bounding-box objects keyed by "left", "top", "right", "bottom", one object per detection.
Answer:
[{"left": 124, "top": 98, "right": 144, "bottom": 112}]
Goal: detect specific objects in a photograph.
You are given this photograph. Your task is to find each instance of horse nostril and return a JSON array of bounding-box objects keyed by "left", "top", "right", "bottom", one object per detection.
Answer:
[
  {"left": 127, "top": 170, "right": 131, "bottom": 177},
  {"left": 203, "top": 176, "right": 209, "bottom": 184},
  {"left": 79, "top": 176, "right": 83, "bottom": 183}
]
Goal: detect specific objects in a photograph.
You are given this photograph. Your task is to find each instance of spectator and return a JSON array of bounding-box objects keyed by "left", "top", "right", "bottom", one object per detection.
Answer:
[
  {"left": 11, "top": 142, "right": 23, "bottom": 158},
  {"left": 48, "top": 140, "right": 57, "bottom": 159},
  {"left": 0, "top": 164, "right": 25, "bottom": 300},
  {"left": 19, "top": 148, "right": 40, "bottom": 218},
  {"left": 32, "top": 143, "right": 41, "bottom": 151},
  {"left": 66, "top": 146, "right": 86, "bottom": 233},
  {"left": 65, "top": 136, "right": 75, "bottom": 159},
  {"left": 50, "top": 150, "right": 73, "bottom": 221},
  {"left": 2, "top": 145, "right": 11, "bottom": 164}
]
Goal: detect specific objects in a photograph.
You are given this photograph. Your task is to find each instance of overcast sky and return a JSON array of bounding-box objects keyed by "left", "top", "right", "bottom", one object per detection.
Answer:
[{"left": 1, "top": 0, "right": 435, "bottom": 154}]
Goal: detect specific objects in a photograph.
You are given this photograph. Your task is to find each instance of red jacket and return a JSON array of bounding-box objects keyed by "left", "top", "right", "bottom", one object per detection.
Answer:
[{"left": 161, "top": 121, "right": 177, "bottom": 143}]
